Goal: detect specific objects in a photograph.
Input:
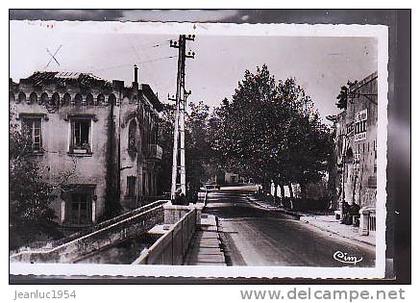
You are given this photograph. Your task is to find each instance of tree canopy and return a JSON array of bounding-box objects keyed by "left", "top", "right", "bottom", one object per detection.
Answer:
[
  {"left": 336, "top": 80, "right": 358, "bottom": 110},
  {"left": 159, "top": 64, "right": 333, "bottom": 199},
  {"left": 211, "top": 65, "right": 333, "bottom": 191},
  {"left": 158, "top": 101, "right": 214, "bottom": 199}
]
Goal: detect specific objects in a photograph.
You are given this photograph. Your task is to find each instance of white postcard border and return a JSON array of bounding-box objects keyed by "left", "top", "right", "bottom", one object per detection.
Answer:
[{"left": 9, "top": 20, "right": 388, "bottom": 279}]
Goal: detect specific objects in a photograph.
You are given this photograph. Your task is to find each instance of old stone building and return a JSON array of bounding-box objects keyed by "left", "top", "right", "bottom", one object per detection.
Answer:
[
  {"left": 9, "top": 66, "right": 163, "bottom": 228},
  {"left": 330, "top": 72, "right": 378, "bottom": 215}
]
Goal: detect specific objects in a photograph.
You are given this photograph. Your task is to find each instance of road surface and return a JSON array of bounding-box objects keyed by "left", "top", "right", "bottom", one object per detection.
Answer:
[{"left": 205, "top": 186, "right": 375, "bottom": 267}]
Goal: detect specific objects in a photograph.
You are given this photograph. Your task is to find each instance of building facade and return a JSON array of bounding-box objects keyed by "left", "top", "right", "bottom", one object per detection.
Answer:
[
  {"left": 9, "top": 67, "right": 163, "bottom": 227},
  {"left": 332, "top": 72, "right": 378, "bottom": 212}
]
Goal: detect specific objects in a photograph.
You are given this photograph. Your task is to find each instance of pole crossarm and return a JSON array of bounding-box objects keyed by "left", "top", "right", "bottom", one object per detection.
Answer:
[{"left": 167, "top": 94, "right": 177, "bottom": 102}]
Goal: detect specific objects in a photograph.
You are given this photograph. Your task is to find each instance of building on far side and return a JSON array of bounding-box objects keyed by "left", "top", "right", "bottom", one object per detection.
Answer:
[
  {"left": 328, "top": 71, "right": 377, "bottom": 234},
  {"left": 9, "top": 66, "right": 163, "bottom": 229}
]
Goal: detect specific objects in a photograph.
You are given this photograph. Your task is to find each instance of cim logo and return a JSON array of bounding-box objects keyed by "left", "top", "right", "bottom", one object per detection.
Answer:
[{"left": 333, "top": 251, "right": 363, "bottom": 265}]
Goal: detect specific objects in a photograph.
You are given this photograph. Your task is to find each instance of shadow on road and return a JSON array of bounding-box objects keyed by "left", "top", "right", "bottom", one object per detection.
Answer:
[{"left": 203, "top": 187, "right": 376, "bottom": 267}]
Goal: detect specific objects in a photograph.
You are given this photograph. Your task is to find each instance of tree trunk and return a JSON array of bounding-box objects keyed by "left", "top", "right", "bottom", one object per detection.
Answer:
[
  {"left": 300, "top": 182, "right": 306, "bottom": 199},
  {"left": 279, "top": 184, "right": 285, "bottom": 206},
  {"left": 288, "top": 183, "right": 294, "bottom": 199},
  {"left": 273, "top": 182, "right": 278, "bottom": 204},
  {"left": 262, "top": 181, "right": 270, "bottom": 193}
]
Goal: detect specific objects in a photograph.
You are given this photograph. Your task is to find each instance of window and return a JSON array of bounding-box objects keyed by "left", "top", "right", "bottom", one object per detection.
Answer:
[
  {"left": 128, "top": 119, "right": 137, "bottom": 153},
  {"left": 18, "top": 92, "right": 26, "bottom": 103},
  {"left": 62, "top": 93, "right": 71, "bottom": 106},
  {"left": 74, "top": 94, "right": 82, "bottom": 105},
  {"left": 40, "top": 93, "right": 49, "bottom": 105},
  {"left": 51, "top": 93, "right": 60, "bottom": 106},
  {"left": 68, "top": 192, "right": 92, "bottom": 225},
  {"left": 127, "top": 176, "right": 136, "bottom": 198},
  {"left": 86, "top": 93, "right": 94, "bottom": 105},
  {"left": 29, "top": 92, "right": 38, "bottom": 104},
  {"left": 97, "top": 94, "right": 105, "bottom": 105},
  {"left": 22, "top": 118, "right": 42, "bottom": 152},
  {"left": 70, "top": 119, "right": 91, "bottom": 153}
]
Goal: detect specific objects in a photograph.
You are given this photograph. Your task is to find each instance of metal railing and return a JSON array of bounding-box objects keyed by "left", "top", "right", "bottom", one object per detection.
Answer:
[{"left": 368, "top": 210, "right": 376, "bottom": 232}]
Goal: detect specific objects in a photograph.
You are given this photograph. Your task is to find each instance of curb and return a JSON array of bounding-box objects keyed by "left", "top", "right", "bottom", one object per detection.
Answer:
[
  {"left": 246, "top": 196, "right": 301, "bottom": 220},
  {"left": 247, "top": 195, "right": 375, "bottom": 249},
  {"left": 300, "top": 218, "right": 376, "bottom": 248},
  {"left": 214, "top": 215, "right": 228, "bottom": 266}
]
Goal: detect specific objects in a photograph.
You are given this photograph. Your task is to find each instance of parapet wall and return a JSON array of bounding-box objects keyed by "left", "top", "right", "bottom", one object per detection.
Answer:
[
  {"left": 10, "top": 200, "right": 168, "bottom": 263},
  {"left": 133, "top": 204, "right": 199, "bottom": 265}
]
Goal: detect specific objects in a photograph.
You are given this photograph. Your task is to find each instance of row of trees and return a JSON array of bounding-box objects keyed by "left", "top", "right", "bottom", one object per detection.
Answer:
[
  {"left": 158, "top": 65, "right": 334, "bottom": 200},
  {"left": 211, "top": 65, "right": 333, "bottom": 197}
]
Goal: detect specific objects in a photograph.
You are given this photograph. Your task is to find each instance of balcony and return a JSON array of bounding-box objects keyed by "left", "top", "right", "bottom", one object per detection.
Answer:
[{"left": 147, "top": 144, "right": 163, "bottom": 160}]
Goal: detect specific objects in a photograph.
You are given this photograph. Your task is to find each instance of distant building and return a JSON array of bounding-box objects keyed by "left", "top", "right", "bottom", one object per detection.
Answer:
[
  {"left": 224, "top": 172, "right": 241, "bottom": 184},
  {"left": 330, "top": 72, "right": 378, "bottom": 212},
  {"left": 212, "top": 171, "right": 245, "bottom": 185},
  {"left": 9, "top": 66, "right": 163, "bottom": 228}
]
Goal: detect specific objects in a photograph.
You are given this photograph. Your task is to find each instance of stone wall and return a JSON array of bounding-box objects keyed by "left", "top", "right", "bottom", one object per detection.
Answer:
[{"left": 10, "top": 201, "right": 167, "bottom": 263}]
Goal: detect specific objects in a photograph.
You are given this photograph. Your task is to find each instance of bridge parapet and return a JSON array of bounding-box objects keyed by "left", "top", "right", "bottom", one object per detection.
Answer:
[
  {"left": 132, "top": 205, "right": 198, "bottom": 265},
  {"left": 10, "top": 200, "right": 169, "bottom": 263}
]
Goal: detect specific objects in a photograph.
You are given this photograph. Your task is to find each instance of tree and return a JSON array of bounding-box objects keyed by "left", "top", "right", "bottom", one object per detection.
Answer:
[
  {"left": 9, "top": 124, "right": 61, "bottom": 250},
  {"left": 336, "top": 85, "right": 348, "bottom": 110},
  {"left": 185, "top": 101, "right": 211, "bottom": 193},
  {"left": 336, "top": 80, "right": 358, "bottom": 110},
  {"left": 212, "top": 65, "right": 333, "bottom": 196},
  {"left": 157, "top": 103, "right": 176, "bottom": 195},
  {"left": 157, "top": 101, "right": 213, "bottom": 200}
]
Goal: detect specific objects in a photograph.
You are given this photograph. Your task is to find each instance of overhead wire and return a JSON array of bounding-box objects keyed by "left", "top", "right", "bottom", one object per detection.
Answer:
[
  {"left": 87, "top": 37, "right": 175, "bottom": 73},
  {"left": 45, "top": 37, "right": 173, "bottom": 74},
  {"left": 88, "top": 55, "right": 176, "bottom": 73}
]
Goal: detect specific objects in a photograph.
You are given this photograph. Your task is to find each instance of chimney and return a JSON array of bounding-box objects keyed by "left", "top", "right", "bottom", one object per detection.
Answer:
[{"left": 134, "top": 64, "right": 139, "bottom": 85}]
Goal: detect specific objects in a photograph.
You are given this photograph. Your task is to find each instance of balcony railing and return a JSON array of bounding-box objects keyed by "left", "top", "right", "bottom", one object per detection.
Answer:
[{"left": 148, "top": 144, "right": 163, "bottom": 160}]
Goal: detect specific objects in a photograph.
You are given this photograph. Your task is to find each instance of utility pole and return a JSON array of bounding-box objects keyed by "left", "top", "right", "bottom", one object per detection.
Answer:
[{"left": 169, "top": 34, "right": 195, "bottom": 201}]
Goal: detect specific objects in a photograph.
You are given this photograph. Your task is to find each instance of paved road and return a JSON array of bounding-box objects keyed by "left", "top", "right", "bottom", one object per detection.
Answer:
[{"left": 205, "top": 187, "right": 375, "bottom": 267}]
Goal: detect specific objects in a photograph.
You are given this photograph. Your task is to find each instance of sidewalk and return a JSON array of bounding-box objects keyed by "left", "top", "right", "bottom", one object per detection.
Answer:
[
  {"left": 300, "top": 215, "right": 375, "bottom": 247},
  {"left": 183, "top": 214, "right": 226, "bottom": 266},
  {"left": 247, "top": 195, "right": 375, "bottom": 247}
]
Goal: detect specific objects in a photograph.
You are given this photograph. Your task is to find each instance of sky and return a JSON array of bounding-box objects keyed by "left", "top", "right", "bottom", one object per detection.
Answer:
[{"left": 10, "top": 20, "right": 377, "bottom": 122}]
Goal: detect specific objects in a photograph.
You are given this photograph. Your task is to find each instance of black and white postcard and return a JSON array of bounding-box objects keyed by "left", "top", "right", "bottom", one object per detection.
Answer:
[{"left": 9, "top": 12, "right": 391, "bottom": 280}]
